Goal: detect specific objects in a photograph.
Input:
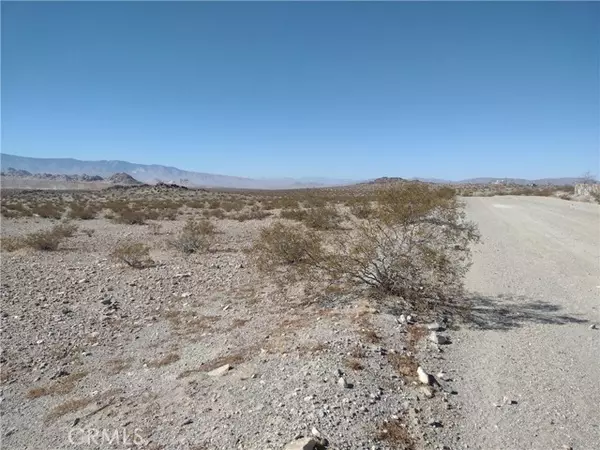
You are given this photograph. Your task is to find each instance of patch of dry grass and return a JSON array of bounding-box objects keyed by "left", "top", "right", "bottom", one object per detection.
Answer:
[
  {"left": 375, "top": 420, "right": 416, "bottom": 450},
  {"left": 26, "top": 372, "right": 88, "bottom": 399},
  {"left": 45, "top": 388, "right": 122, "bottom": 423},
  {"left": 345, "top": 358, "right": 364, "bottom": 371}
]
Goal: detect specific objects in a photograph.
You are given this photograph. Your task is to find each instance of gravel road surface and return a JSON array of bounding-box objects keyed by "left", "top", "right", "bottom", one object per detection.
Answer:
[{"left": 443, "top": 196, "right": 600, "bottom": 449}]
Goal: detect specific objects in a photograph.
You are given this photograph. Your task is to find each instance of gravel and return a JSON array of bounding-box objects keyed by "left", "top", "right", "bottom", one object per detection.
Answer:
[
  {"left": 0, "top": 190, "right": 446, "bottom": 450},
  {"left": 431, "top": 196, "right": 600, "bottom": 449}
]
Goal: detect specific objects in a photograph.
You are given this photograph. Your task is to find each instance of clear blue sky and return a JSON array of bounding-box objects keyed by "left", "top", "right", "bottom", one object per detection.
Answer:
[{"left": 2, "top": 2, "right": 599, "bottom": 180}]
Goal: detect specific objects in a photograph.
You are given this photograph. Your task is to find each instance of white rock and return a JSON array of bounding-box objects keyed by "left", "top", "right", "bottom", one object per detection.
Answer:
[
  {"left": 338, "top": 377, "right": 349, "bottom": 388},
  {"left": 283, "top": 438, "right": 317, "bottom": 450},
  {"left": 206, "top": 364, "right": 231, "bottom": 376},
  {"left": 590, "top": 324, "right": 598, "bottom": 330},
  {"left": 428, "top": 332, "right": 450, "bottom": 345},
  {"left": 427, "top": 322, "right": 444, "bottom": 331},
  {"left": 419, "top": 385, "right": 434, "bottom": 398},
  {"left": 181, "top": 292, "right": 191, "bottom": 298},
  {"left": 417, "top": 366, "right": 440, "bottom": 387},
  {"left": 311, "top": 427, "right": 322, "bottom": 438}
]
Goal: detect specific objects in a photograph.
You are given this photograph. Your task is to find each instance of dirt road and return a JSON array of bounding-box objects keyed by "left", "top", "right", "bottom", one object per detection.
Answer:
[{"left": 442, "top": 196, "right": 600, "bottom": 449}]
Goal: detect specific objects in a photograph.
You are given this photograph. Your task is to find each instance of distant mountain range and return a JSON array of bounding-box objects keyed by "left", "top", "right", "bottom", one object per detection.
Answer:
[
  {"left": 0, "top": 154, "right": 354, "bottom": 189},
  {"left": 0, "top": 153, "right": 588, "bottom": 188}
]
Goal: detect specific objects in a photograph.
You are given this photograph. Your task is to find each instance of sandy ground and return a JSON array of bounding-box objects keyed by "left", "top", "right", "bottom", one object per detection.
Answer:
[{"left": 437, "top": 196, "right": 600, "bottom": 449}]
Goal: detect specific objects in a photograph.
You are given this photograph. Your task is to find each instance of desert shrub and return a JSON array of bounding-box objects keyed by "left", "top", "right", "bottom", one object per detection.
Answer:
[
  {"left": 1, "top": 203, "right": 33, "bottom": 218},
  {"left": 249, "top": 222, "right": 324, "bottom": 274},
  {"left": 111, "top": 242, "right": 154, "bottom": 268},
  {"left": 24, "top": 223, "right": 77, "bottom": 251},
  {"left": 112, "top": 208, "right": 148, "bottom": 225},
  {"left": 349, "top": 201, "right": 375, "bottom": 219},
  {"left": 301, "top": 194, "right": 327, "bottom": 208},
  {"left": 303, "top": 206, "right": 342, "bottom": 230},
  {"left": 206, "top": 208, "right": 225, "bottom": 219},
  {"left": 52, "top": 222, "right": 78, "bottom": 238},
  {"left": 171, "top": 218, "right": 215, "bottom": 254},
  {"left": 232, "top": 210, "right": 272, "bottom": 221},
  {"left": 30, "top": 202, "right": 65, "bottom": 219},
  {"left": 0, "top": 237, "right": 26, "bottom": 252},
  {"left": 67, "top": 202, "right": 100, "bottom": 220},
  {"left": 279, "top": 206, "right": 341, "bottom": 229},
  {"left": 280, "top": 208, "right": 308, "bottom": 222},
  {"left": 221, "top": 200, "right": 245, "bottom": 212},
  {"left": 251, "top": 184, "right": 479, "bottom": 307},
  {"left": 186, "top": 199, "right": 207, "bottom": 209}
]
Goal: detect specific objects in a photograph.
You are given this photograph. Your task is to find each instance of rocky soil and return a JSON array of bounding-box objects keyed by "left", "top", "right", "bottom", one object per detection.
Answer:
[{"left": 0, "top": 189, "right": 461, "bottom": 450}]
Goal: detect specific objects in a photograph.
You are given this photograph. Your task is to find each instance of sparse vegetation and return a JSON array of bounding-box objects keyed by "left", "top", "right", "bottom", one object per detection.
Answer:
[
  {"left": 3, "top": 222, "right": 80, "bottom": 252},
  {"left": 252, "top": 184, "right": 479, "bottom": 308},
  {"left": 375, "top": 420, "right": 416, "bottom": 449},
  {"left": 171, "top": 218, "right": 216, "bottom": 254},
  {"left": 249, "top": 222, "right": 324, "bottom": 274},
  {"left": 67, "top": 201, "right": 100, "bottom": 220},
  {"left": 111, "top": 242, "right": 154, "bottom": 268}
]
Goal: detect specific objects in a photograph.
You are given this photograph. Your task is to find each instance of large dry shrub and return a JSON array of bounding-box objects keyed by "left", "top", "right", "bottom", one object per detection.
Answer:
[
  {"left": 251, "top": 184, "right": 479, "bottom": 306},
  {"left": 171, "top": 218, "right": 215, "bottom": 254},
  {"left": 249, "top": 222, "right": 324, "bottom": 275}
]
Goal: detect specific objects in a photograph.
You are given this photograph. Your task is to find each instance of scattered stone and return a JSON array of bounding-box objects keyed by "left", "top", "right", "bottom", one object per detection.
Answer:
[
  {"left": 417, "top": 367, "right": 440, "bottom": 387},
  {"left": 427, "top": 322, "right": 445, "bottom": 331},
  {"left": 206, "top": 364, "right": 231, "bottom": 376},
  {"left": 590, "top": 324, "right": 598, "bottom": 330},
  {"left": 283, "top": 437, "right": 317, "bottom": 450},
  {"left": 311, "top": 427, "right": 322, "bottom": 438},
  {"left": 419, "top": 386, "right": 435, "bottom": 398},
  {"left": 338, "top": 377, "right": 349, "bottom": 388},
  {"left": 181, "top": 292, "right": 191, "bottom": 298},
  {"left": 427, "top": 419, "right": 443, "bottom": 428},
  {"left": 436, "top": 371, "right": 448, "bottom": 381},
  {"left": 181, "top": 418, "right": 193, "bottom": 425},
  {"left": 428, "top": 332, "right": 450, "bottom": 345}
]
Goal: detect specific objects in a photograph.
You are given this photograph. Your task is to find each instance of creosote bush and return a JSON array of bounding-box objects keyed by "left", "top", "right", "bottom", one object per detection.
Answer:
[
  {"left": 2, "top": 222, "right": 79, "bottom": 252},
  {"left": 111, "top": 242, "right": 154, "bottom": 268},
  {"left": 171, "top": 218, "right": 216, "bottom": 254},
  {"left": 251, "top": 183, "right": 479, "bottom": 307},
  {"left": 250, "top": 222, "right": 324, "bottom": 275}
]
